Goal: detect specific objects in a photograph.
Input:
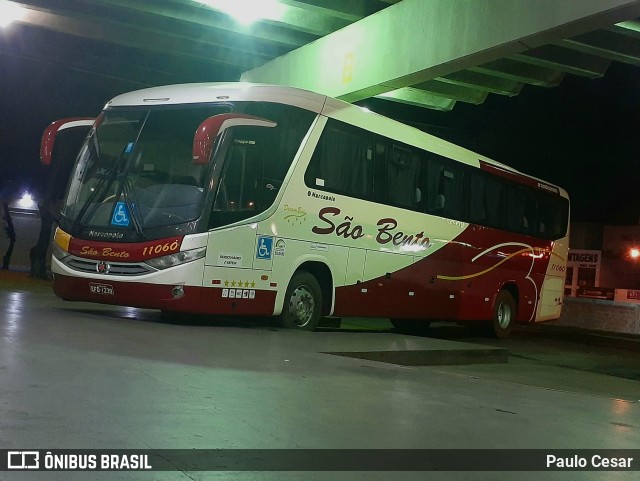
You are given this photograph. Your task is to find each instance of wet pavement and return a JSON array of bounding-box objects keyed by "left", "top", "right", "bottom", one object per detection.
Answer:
[{"left": 0, "top": 272, "right": 638, "bottom": 480}]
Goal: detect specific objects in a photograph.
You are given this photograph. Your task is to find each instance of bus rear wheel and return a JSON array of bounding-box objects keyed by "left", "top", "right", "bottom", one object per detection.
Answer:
[
  {"left": 278, "top": 271, "right": 322, "bottom": 331},
  {"left": 491, "top": 290, "right": 516, "bottom": 339}
]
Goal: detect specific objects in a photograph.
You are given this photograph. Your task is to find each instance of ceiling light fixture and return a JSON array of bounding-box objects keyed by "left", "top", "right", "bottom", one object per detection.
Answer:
[
  {"left": 195, "top": 0, "right": 284, "bottom": 26},
  {"left": 0, "top": 1, "right": 26, "bottom": 28}
]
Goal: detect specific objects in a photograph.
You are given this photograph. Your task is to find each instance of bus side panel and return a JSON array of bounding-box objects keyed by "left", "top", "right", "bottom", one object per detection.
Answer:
[
  {"left": 201, "top": 266, "right": 278, "bottom": 316},
  {"left": 535, "top": 238, "right": 569, "bottom": 321},
  {"left": 201, "top": 225, "right": 278, "bottom": 316},
  {"left": 345, "top": 248, "right": 366, "bottom": 286},
  {"left": 537, "top": 276, "right": 564, "bottom": 320},
  {"left": 334, "top": 249, "right": 415, "bottom": 318},
  {"left": 272, "top": 181, "right": 554, "bottom": 322},
  {"left": 205, "top": 224, "right": 263, "bottom": 271},
  {"left": 268, "top": 111, "right": 562, "bottom": 324},
  {"left": 269, "top": 237, "right": 349, "bottom": 316},
  {"left": 332, "top": 223, "right": 554, "bottom": 323},
  {"left": 437, "top": 224, "right": 548, "bottom": 322}
]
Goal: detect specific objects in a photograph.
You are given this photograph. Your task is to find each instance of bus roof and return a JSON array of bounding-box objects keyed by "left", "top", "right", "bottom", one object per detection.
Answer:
[
  {"left": 107, "top": 82, "right": 328, "bottom": 113},
  {"left": 106, "top": 82, "right": 567, "bottom": 198}
]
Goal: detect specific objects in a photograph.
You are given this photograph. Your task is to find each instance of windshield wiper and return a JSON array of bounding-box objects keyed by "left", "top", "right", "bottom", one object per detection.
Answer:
[
  {"left": 118, "top": 113, "right": 150, "bottom": 239},
  {"left": 71, "top": 131, "right": 117, "bottom": 233},
  {"left": 71, "top": 113, "right": 150, "bottom": 239},
  {"left": 122, "top": 177, "right": 145, "bottom": 239}
]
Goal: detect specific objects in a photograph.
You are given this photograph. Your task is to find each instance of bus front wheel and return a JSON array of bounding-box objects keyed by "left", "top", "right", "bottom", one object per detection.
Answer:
[
  {"left": 492, "top": 290, "right": 516, "bottom": 339},
  {"left": 278, "top": 272, "right": 322, "bottom": 331}
]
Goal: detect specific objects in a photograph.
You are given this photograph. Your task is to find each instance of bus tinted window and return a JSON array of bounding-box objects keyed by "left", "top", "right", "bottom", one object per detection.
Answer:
[
  {"left": 306, "top": 118, "right": 568, "bottom": 241},
  {"left": 242, "top": 103, "right": 316, "bottom": 184},
  {"left": 209, "top": 103, "right": 316, "bottom": 228},
  {"left": 468, "top": 171, "right": 488, "bottom": 225},
  {"left": 534, "top": 191, "right": 569, "bottom": 240},
  {"left": 305, "top": 121, "right": 374, "bottom": 200},
  {"left": 465, "top": 169, "right": 569, "bottom": 239},
  {"left": 373, "top": 140, "right": 424, "bottom": 211},
  {"left": 483, "top": 174, "right": 505, "bottom": 229},
  {"left": 425, "top": 154, "right": 466, "bottom": 221},
  {"left": 506, "top": 185, "right": 529, "bottom": 235}
]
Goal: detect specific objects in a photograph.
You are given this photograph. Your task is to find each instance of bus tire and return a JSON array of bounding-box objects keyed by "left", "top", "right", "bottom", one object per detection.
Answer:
[
  {"left": 278, "top": 271, "right": 322, "bottom": 331},
  {"left": 391, "top": 318, "right": 431, "bottom": 335},
  {"left": 492, "top": 290, "right": 516, "bottom": 339}
]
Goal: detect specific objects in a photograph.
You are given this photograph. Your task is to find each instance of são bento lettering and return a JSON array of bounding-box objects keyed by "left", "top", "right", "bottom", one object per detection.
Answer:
[{"left": 312, "top": 207, "right": 431, "bottom": 248}]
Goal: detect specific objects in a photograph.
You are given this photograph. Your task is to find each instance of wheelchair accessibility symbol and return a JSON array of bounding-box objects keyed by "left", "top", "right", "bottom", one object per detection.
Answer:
[
  {"left": 111, "top": 201, "right": 130, "bottom": 227},
  {"left": 256, "top": 236, "right": 273, "bottom": 260}
]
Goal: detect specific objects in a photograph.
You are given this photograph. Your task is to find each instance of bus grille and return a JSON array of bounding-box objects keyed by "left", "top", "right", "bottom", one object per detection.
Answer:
[{"left": 64, "top": 256, "right": 154, "bottom": 276}]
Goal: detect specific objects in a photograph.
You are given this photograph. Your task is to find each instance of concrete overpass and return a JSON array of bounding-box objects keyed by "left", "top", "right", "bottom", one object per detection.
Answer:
[
  {"left": 241, "top": 0, "right": 640, "bottom": 110},
  {"left": 4, "top": 1, "right": 640, "bottom": 111}
]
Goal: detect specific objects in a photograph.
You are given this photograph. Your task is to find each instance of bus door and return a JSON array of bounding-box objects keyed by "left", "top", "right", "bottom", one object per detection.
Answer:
[{"left": 195, "top": 114, "right": 279, "bottom": 314}]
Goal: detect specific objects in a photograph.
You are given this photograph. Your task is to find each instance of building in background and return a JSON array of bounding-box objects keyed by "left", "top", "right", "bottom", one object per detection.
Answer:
[{"left": 567, "top": 222, "right": 640, "bottom": 302}]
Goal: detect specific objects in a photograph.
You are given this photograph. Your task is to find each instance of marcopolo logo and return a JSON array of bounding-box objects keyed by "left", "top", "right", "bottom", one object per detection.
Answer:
[{"left": 8, "top": 451, "right": 39, "bottom": 469}]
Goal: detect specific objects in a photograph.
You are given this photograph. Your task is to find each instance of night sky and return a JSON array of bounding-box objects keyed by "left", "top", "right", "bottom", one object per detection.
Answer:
[
  {"left": 361, "top": 61, "right": 640, "bottom": 225},
  {"left": 1, "top": 24, "right": 639, "bottom": 225},
  {"left": 0, "top": 52, "right": 147, "bottom": 197}
]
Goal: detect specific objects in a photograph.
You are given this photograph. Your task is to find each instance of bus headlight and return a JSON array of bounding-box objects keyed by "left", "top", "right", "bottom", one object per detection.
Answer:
[
  {"left": 144, "top": 247, "right": 206, "bottom": 270},
  {"left": 51, "top": 242, "right": 70, "bottom": 261}
]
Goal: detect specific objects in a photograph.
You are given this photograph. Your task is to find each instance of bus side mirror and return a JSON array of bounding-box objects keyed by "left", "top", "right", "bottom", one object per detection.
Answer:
[
  {"left": 40, "top": 117, "right": 96, "bottom": 166},
  {"left": 192, "top": 113, "right": 276, "bottom": 165}
]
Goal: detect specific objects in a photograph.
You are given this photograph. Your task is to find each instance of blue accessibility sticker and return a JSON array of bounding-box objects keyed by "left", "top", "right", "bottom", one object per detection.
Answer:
[
  {"left": 111, "top": 201, "right": 130, "bottom": 227},
  {"left": 256, "top": 236, "right": 273, "bottom": 260}
]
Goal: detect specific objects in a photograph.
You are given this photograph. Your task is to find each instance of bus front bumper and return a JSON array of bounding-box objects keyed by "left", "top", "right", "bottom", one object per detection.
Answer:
[{"left": 52, "top": 273, "right": 277, "bottom": 316}]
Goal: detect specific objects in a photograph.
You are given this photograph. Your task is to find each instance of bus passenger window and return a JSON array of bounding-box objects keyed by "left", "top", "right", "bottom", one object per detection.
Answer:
[
  {"left": 211, "top": 130, "right": 263, "bottom": 225},
  {"left": 506, "top": 185, "right": 528, "bottom": 234},
  {"left": 388, "top": 146, "right": 422, "bottom": 210},
  {"left": 468, "top": 172, "right": 487, "bottom": 224},
  {"left": 373, "top": 141, "right": 423, "bottom": 211},
  {"left": 483, "top": 176, "right": 504, "bottom": 228},
  {"left": 426, "top": 155, "right": 464, "bottom": 220},
  {"left": 305, "top": 119, "right": 374, "bottom": 200}
]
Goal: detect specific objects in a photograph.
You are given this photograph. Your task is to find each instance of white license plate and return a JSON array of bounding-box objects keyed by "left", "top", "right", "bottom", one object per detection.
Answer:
[{"left": 90, "top": 283, "right": 114, "bottom": 295}]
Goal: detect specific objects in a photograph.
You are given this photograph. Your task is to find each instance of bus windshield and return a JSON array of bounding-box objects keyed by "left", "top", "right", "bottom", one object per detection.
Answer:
[
  {"left": 62, "top": 105, "right": 232, "bottom": 235},
  {"left": 60, "top": 102, "right": 317, "bottom": 240}
]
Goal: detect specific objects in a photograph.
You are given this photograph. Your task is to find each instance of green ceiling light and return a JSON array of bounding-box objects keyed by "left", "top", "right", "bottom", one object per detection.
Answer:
[
  {"left": 196, "top": 0, "right": 284, "bottom": 26},
  {"left": 0, "top": 1, "right": 26, "bottom": 28}
]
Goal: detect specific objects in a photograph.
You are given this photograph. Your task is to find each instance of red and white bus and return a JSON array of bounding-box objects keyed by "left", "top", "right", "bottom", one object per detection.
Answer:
[{"left": 48, "top": 83, "right": 569, "bottom": 338}]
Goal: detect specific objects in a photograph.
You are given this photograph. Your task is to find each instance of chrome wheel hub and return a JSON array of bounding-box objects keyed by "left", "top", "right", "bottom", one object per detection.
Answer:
[
  {"left": 289, "top": 285, "right": 315, "bottom": 327},
  {"left": 497, "top": 302, "right": 512, "bottom": 329}
]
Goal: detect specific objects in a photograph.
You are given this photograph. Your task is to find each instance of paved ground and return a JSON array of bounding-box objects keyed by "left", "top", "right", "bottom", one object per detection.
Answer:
[{"left": 0, "top": 271, "right": 638, "bottom": 481}]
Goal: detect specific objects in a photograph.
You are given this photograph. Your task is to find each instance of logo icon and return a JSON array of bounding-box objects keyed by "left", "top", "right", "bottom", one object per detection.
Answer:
[
  {"left": 274, "top": 239, "right": 286, "bottom": 256},
  {"left": 8, "top": 451, "right": 39, "bottom": 469},
  {"left": 96, "top": 261, "right": 111, "bottom": 274},
  {"left": 111, "top": 202, "right": 130, "bottom": 227},
  {"left": 256, "top": 236, "right": 273, "bottom": 260}
]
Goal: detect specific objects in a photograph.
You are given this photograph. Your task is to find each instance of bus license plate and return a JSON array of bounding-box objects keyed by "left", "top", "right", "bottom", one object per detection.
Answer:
[{"left": 90, "top": 283, "right": 114, "bottom": 295}]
